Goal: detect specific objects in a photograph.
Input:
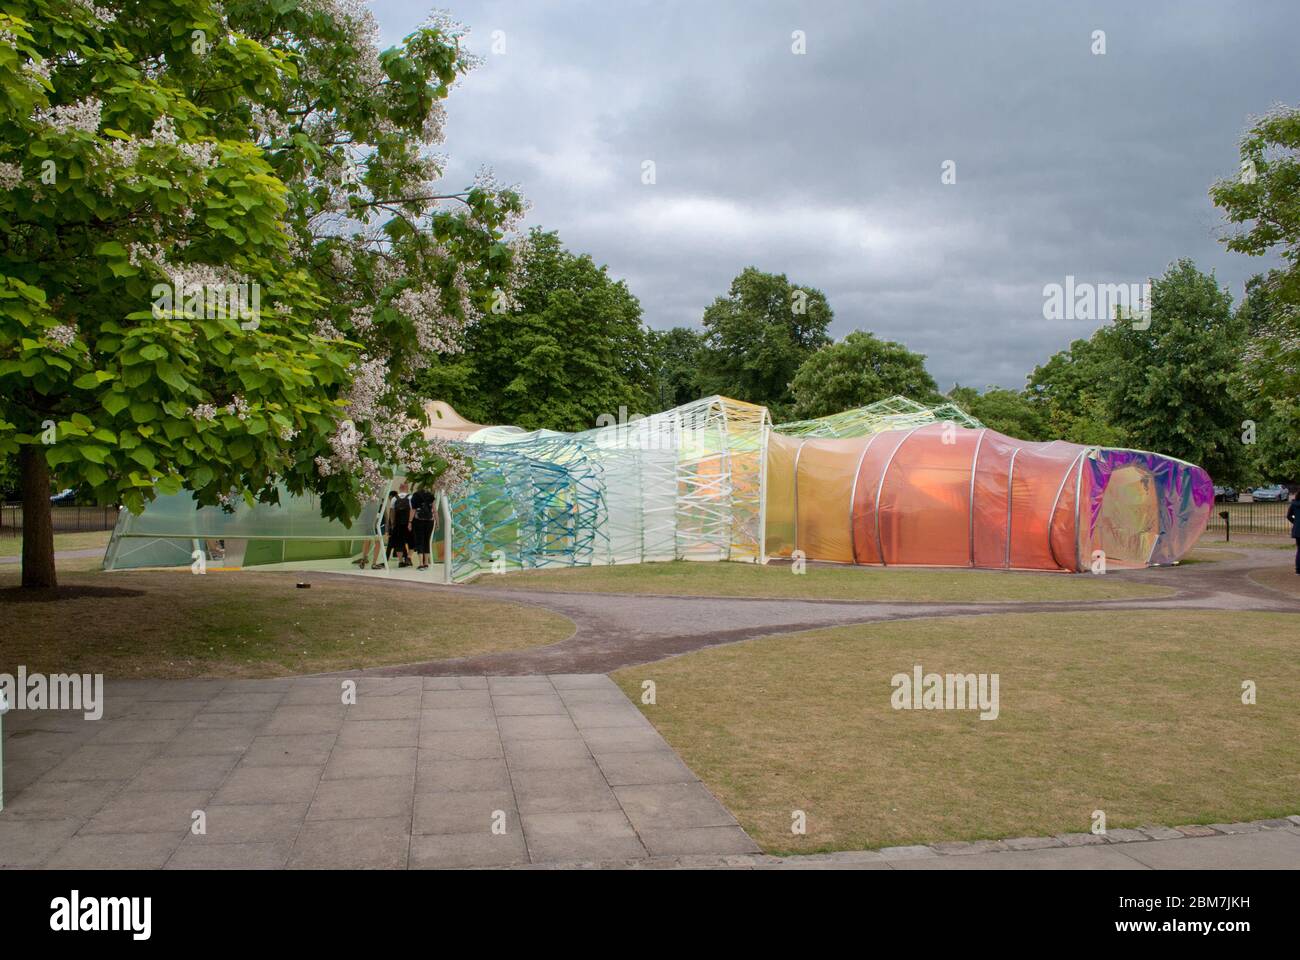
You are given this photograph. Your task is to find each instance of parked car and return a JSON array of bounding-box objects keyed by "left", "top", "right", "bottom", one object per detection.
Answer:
[
  {"left": 1250, "top": 483, "right": 1290, "bottom": 502},
  {"left": 1213, "top": 485, "right": 1238, "bottom": 503},
  {"left": 49, "top": 488, "right": 76, "bottom": 504}
]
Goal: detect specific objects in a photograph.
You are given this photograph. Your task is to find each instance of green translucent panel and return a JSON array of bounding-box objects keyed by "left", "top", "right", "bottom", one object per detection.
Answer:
[
  {"left": 112, "top": 487, "right": 378, "bottom": 540},
  {"left": 777, "top": 395, "right": 983, "bottom": 438},
  {"left": 104, "top": 485, "right": 380, "bottom": 570},
  {"left": 445, "top": 395, "right": 770, "bottom": 580}
]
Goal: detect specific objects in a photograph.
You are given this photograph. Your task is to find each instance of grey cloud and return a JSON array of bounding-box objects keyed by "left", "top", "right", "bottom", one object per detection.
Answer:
[{"left": 372, "top": 0, "right": 1295, "bottom": 390}]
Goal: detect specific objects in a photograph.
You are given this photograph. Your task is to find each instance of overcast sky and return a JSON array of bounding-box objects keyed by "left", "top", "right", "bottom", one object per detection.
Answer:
[{"left": 371, "top": 0, "right": 1296, "bottom": 392}]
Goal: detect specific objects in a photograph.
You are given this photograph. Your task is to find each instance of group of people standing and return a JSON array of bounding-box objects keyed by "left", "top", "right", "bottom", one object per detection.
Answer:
[{"left": 354, "top": 480, "right": 439, "bottom": 572}]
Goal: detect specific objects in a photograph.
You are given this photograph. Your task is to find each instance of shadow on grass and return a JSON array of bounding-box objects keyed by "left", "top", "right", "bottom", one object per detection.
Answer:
[{"left": 0, "top": 585, "right": 146, "bottom": 603}]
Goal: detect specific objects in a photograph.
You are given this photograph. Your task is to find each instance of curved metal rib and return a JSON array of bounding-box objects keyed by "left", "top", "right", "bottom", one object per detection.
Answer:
[
  {"left": 968, "top": 428, "right": 988, "bottom": 567},
  {"left": 1004, "top": 449, "right": 1020, "bottom": 569},
  {"left": 847, "top": 433, "right": 881, "bottom": 564}
]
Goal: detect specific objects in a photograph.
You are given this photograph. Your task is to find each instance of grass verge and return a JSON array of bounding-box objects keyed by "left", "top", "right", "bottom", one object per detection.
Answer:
[
  {"left": 614, "top": 610, "right": 1300, "bottom": 854},
  {"left": 0, "top": 530, "right": 112, "bottom": 558},
  {"left": 0, "top": 564, "right": 573, "bottom": 678},
  {"left": 479, "top": 560, "right": 1174, "bottom": 602}
]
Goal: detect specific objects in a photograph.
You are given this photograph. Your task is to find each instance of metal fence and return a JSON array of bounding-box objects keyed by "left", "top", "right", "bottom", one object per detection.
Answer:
[
  {"left": 0, "top": 504, "right": 119, "bottom": 538},
  {"left": 1204, "top": 500, "right": 1292, "bottom": 538}
]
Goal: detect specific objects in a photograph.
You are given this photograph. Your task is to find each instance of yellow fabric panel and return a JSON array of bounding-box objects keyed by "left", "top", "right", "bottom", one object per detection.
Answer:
[
  {"left": 795, "top": 437, "right": 872, "bottom": 563},
  {"left": 764, "top": 433, "right": 800, "bottom": 557}
]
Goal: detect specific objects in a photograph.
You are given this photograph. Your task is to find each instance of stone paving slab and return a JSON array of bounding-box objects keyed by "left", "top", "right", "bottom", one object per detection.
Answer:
[
  {"left": 0, "top": 674, "right": 758, "bottom": 868},
  {"left": 499, "top": 827, "right": 1300, "bottom": 869},
  {"left": 5, "top": 673, "right": 1299, "bottom": 869},
  {"left": 1113, "top": 827, "right": 1300, "bottom": 870}
]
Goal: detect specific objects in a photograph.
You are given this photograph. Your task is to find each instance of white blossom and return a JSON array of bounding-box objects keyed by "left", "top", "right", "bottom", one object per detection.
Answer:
[
  {"left": 350, "top": 304, "right": 374, "bottom": 332},
  {"left": 47, "top": 324, "right": 77, "bottom": 349},
  {"left": 33, "top": 97, "right": 102, "bottom": 135},
  {"left": 0, "top": 162, "right": 22, "bottom": 190},
  {"left": 421, "top": 101, "right": 446, "bottom": 145},
  {"left": 394, "top": 284, "right": 467, "bottom": 360},
  {"left": 73, "top": 0, "right": 117, "bottom": 23},
  {"left": 22, "top": 57, "right": 52, "bottom": 84}
]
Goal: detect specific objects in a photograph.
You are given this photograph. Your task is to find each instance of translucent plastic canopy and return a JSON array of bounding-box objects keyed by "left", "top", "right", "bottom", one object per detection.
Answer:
[
  {"left": 103, "top": 486, "right": 378, "bottom": 571},
  {"left": 443, "top": 396, "right": 770, "bottom": 580},
  {"left": 776, "top": 395, "right": 983, "bottom": 438},
  {"left": 767, "top": 424, "right": 1213, "bottom": 571},
  {"left": 102, "top": 394, "right": 1211, "bottom": 578}
]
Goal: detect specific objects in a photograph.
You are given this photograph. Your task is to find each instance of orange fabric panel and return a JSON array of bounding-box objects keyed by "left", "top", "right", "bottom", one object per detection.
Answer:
[
  {"left": 971, "top": 432, "right": 1015, "bottom": 568},
  {"left": 795, "top": 437, "right": 873, "bottom": 563},
  {"left": 877, "top": 423, "right": 981, "bottom": 566},
  {"left": 1048, "top": 450, "right": 1085, "bottom": 571},
  {"left": 851, "top": 429, "right": 911, "bottom": 564},
  {"left": 789, "top": 425, "right": 1097, "bottom": 572},
  {"left": 764, "top": 433, "right": 800, "bottom": 558},
  {"left": 1007, "top": 442, "right": 1087, "bottom": 570}
]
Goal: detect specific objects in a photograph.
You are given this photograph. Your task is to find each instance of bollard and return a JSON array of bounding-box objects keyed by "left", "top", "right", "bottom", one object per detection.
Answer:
[{"left": 1218, "top": 510, "right": 1230, "bottom": 543}]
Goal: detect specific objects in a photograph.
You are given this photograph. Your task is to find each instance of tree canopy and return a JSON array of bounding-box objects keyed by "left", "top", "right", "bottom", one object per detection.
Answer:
[
  {"left": 946, "top": 386, "right": 1047, "bottom": 441},
  {"left": 415, "top": 228, "right": 655, "bottom": 432},
  {"left": 1211, "top": 105, "right": 1300, "bottom": 484},
  {"left": 1097, "top": 260, "right": 1246, "bottom": 481},
  {"left": 696, "top": 267, "right": 832, "bottom": 418},
  {"left": 0, "top": 1, "right": 523, "bottom": 587},
  {"left": 789, "top": 330, "right": 939, "bottom": 421},
  {"left": 647, "top": 326, "right": 706, "bottom": 410},
  {"left": 1025, "top": 336, "right": 1126, "bottom": 448}
]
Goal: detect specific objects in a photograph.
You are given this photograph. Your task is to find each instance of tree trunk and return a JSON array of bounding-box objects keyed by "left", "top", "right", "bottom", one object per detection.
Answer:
[{"left": 19, "top": 444, "right": 57, "bottom": 590}]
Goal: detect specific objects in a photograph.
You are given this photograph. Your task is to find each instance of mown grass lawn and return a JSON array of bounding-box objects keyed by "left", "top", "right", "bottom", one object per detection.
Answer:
[
  {"left": 0, "top": 530, "right": 112, "bottom": 557},
  {"left": 614, "top": 610, "right": 1300, "bottom": 854},
  {"left": 478, "top": 559, "right": 1174, "bottom": 602},
  {"left": 0, "top": 560, "right": 573, "bottom": 678}
]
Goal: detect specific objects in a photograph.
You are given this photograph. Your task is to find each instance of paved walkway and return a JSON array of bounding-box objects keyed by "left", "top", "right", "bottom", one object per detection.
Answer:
[
  {"left": 0, "top": 675, "right": 757, "bottom": 868},
  {"left": 4, "top": 544, "right": 1297, "bottom": 869},
  {"left": 516, "top": 822, "right": 1300, "bottom": 869},
  {"left": 345, "top": 545, "right": 1299, "bottom": 676},
  {"left": 6, "top": 673, "right": 1297, "bottom": 869}
]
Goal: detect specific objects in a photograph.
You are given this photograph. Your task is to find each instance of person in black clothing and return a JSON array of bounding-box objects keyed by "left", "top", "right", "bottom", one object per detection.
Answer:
[
  {"left": 1289, "top": 489, "right": 1300, "bottom": 575},
  {"left": 388, "top": 483, "right": 414, "bottom": 567},
  {"left": 410, "top": 486, "right": 437, "bottom": 571}
]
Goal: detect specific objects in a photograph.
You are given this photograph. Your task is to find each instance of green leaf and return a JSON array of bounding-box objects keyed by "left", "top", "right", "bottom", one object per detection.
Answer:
[
  {"left": 129, "top": 447, "right": 158, "bottom": 470},
  {"left": 155, "top": 363, "right": 189, "bottom": 392},
  {"left": 155, "top": 474, "right": 183, "bottom": 496}
]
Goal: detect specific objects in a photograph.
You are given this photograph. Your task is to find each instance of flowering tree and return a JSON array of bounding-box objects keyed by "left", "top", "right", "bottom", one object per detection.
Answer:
[{"left": 0, "top": 0, "right": 524, "bottom": 589}]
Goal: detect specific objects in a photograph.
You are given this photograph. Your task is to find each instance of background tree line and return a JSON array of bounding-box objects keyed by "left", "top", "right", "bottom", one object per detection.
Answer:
[
  {"left": 6, "top": 58, "right": 1296, "bottom": 547},
  {"left": 402, "top": 106, "right": 1297, "bottom": 487}
]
